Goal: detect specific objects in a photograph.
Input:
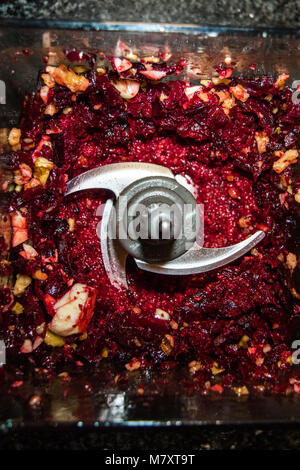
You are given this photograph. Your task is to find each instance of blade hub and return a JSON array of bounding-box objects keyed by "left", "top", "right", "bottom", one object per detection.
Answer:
[
  {"left": 65, "top": 162, "right": 265, "bottom": 289},
  {"left": 115, "top": 176, "right": 199, "bottom": 263}
]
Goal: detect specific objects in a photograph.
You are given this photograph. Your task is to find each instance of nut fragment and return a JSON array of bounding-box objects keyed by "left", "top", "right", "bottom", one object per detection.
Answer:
[
  {"left": 14, "top": 274, "right": 31, "bottom": 295},
  {"left": 211, "top": 362, "right": 225, "bottom": 375},
  {"left": 214, "top": 89, "right": 229, "bottom": 103},
  {"left": 286, "top": 253, "right": 297, "bottom": 271},
  {"left": 24, "top": 178, "right": 41, "bottom": 191},
  {"left": 238, "top": 335, "right": 250, "bottom": 349},
  {"left": 154, "top": 308, "right": 170, "bottom": 320},
  {"left": 68, "top": 218, "right": 75, "bottom": 232},
  {"left": 228, "top": 187, "right": 239, "bottom": 199},
  {"left": 200, "top": 79, "right": 212, "bottom": 87},
  {"left": 113, "top": 58, "right": 132, "bottom": 73},
  {"left": 184, "top": 85, "right": 209, "bottom": 102},
  {"left": 49, "top": 283, "right": 97, "bottom": 336},
  {"left": 212, "top": 77, "right": 231, "bottom": 85},
  {"left": 33, "top": 269, "right": 48, "bottom": 281},
  {"left": 14, "top": 163, "right": 32, "bottom": 185},
  {"left": 8, "top": 128, "right": 21, "bottom": 147},
  {"left": 12, "top": 302, "right": 24, "bottom": 314},
  {"left": 63, "top": 107, "right": 73, "bottom": 115},
  {"left": 101, "top": 346, "right": 109, "bottom": 358},
  {"left": 36, "top": 322, "right": 46, "bottom": 335},
  {"left": 44, "top": 103, "right": 58, "bottom": 116},
  {"left": 275, "top": 73, "right": 289, "bottom": 90},
  {"left": 160, "top": 334, "right": 174, "bottom": 355},
  {"left": 140, "top": 70, "right": 166, "bottom": 80},
  {"left": 229, "top": 84, "right": 249, "bottom": 102},
  {"left": 29, "top": 395, "right": 42, "bottom": 407},
  {"left": 142, "top": 56, "right": 160, "bottom": 64},
  {"left": 159, "top": 92, "right": 168, "bottom": 102},
  {"left": 291, "top": 288, "right": 300, "bottom": 300},
  {"left": 234, "top": 385, "right": 249, "bottom": 396},
  {"left": 44, "top": 329, "right": 65, "bottom": 347},
  {"left": 188, "top": 360, "right": 203, "bottom": 374},
  {"left": 273, "top": 149, "right": 298, "bottom": 174},
  {"left": 265, "top": 94, "right": 273, "bottom": 101},
  {"left": 170, "top": 320, "right": 178, "bottom": 330},
  {"left": 72, "top": 65, "right": 89, "bottom": 74},
  {"left": 33, "top": 157, "right": 54, "bottom": 185},
  {"left": 40, "top": 85, "right": 51, "bottom": 105},
  {"left": 11, "top": 211, "right": 28, "bottom": 247},
  {"left": 96, "top": 67, "right": 106, "bottom": 75},
  {"left": 45, "top": 65, "right": 89, "bottom": 93},
  {"left": 31, "top": 135, "right": 52, "bottom": 160},
  {"left": 238, "top": 216, "right": 251, "bottom": 228},
  {"left": 125, "top": 358, "right": 141, "bottom": 371},
  {"left": 222, "top": 95, "right": 236, "bottom": 114},
  {"left": 20, "top": 243, "right": 38, "bottom": 260},
  {"left": 20, "top": 339, "right": 33, "bottom": 354},
  {"left": 255, "top": 132, "right": 269, "bottom": 154},
  {"left": 111, "top": 79, "right": 140, "bottom": 100},
  {"left": 41, "top": 73, "right": 55, "bottom": 88}
]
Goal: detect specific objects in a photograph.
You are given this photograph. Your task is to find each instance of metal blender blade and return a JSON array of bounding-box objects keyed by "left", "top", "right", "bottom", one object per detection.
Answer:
[
  {"left": 66, "top": 163, "right": 174, "bottom": 289},
  {"left": 65, "top": 163, "right": 265, "bottom": 289},
  {"left": 135, "top": 230, "right": 265, "bottom": 275}
]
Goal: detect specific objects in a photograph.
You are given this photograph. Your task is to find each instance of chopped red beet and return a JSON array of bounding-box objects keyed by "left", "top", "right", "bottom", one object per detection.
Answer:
[{"left": 0, "top": 55, "right": 299, "bottom": 394}]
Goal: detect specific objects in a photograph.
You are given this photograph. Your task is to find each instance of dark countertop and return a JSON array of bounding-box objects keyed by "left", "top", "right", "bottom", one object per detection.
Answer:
[
  {"left": 2, "top": 425, "right": 300, "bottom": 450},
  {"left": 0, "top": 0, "right": 300, "bottom": 453},
  {"left": 0, "top": 0, "right": 299, "bottom": 28}
]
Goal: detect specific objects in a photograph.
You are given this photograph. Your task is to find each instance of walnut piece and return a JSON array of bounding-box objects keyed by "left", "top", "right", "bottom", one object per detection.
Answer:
[
  {"left": 125, "top": 358, "right": 141, "bottom": 371},
  {"left": 286, "top": 253, "right": 297, "bottom": 270},
  {"left": 255, "top": 132, "right": 269, "bottom": 154},
  {"left": 46, "top": 65, "right": 90, "bottom": 93},
  {"left": 8, "top": 128, "right": 21, "bottom": 147},
  {"left": 229, "top": 84, "right": 249, "bottom": 102},
  {"left": 14, "top": 274, "right": 32, "bottom": 295},
  {"left": 273, "top": 149, "right": 298, "bottom": 174},
  {"left": 49, "top": 283, "right": 96, "bottom": 337}
]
